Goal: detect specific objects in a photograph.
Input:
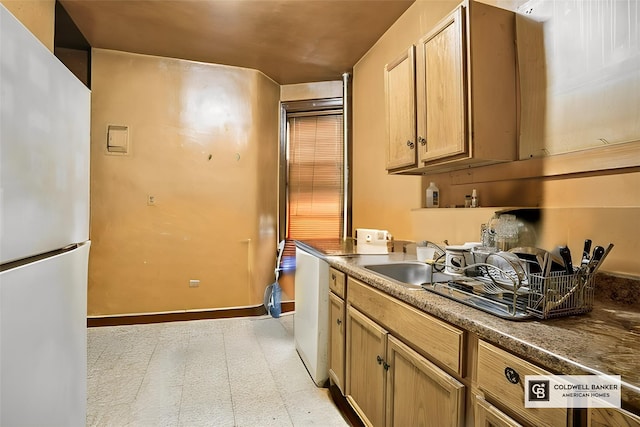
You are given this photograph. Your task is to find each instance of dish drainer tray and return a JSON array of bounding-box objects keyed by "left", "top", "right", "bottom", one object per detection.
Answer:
[{"left": 425, "top": 254, "right": 602, "bottom": 320}]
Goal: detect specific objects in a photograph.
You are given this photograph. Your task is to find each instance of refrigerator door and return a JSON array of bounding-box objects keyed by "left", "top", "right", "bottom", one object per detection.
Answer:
[
  {"left": 0, "top": 5, "right": 91, "bottom": 264},
  {"left": 0, "top": 242, "right": 90, "bottom": 427}
]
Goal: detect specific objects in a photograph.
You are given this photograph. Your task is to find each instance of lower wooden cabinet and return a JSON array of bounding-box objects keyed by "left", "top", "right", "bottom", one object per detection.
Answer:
[
  {"left": 328, "top": 268, "right": 639, "bottom": 427},
  {"left": 474, "top": 394, "right": 523, "bottom": 427},
  {"left": 346, "top": 306, "right": 387, "bottom": 427},
  {"left": 476, "top": 340, "right": 568, "bottom": 427},
  {"left": 386, "top": 335, "right": 464, "bottom": 427},
  {"left": 328, "top": 267, "right": 347, "bottom": 394},
  {"left": 588, "top": 407, "right": 640, "bottom": 427},
  {"left": 346, "top": 304, "right": 464, "bottom": 427},
  {"left": 328, "top": 291, "right": 346, "bottom": 394}
]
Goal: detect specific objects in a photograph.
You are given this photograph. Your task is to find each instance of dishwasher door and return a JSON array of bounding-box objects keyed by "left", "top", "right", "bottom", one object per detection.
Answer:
[{"left": 294, "top": 246, "right": 329, "bottom": 387}]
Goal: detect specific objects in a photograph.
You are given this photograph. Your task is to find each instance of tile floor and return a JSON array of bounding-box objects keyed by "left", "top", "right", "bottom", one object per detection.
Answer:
[{"left": 87, "top": 313, "right": 349, "bottom": 427}]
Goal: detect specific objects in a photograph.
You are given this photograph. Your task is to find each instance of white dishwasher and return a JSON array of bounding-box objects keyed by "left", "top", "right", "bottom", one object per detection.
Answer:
[{"left": 294, "top": 245, "right": 329, "bottom": 387}]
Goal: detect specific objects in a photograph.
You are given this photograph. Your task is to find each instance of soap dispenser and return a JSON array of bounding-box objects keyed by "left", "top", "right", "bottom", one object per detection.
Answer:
[{"left": 426, "top": 182, "right": 439, "bottom": 208}]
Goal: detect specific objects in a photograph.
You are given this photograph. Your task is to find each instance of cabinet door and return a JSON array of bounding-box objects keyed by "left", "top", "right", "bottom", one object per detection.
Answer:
[
  {"left": 475, "top": 394, "right": 523, "bottom": 427},
  {"left": 386, "top": 335, "right": 464, "bottom": 427},
  {"left": 346, "top": 306, "right": 387, "bottom": 427},
  {"left": 588, "top": 407, "right": 640, "bottom": 427},
  {"left": 328, "top": 292, "right": 345, "bottom": 394},
  {"left": 384, "top": 46, "right": 417, "bottom": 170},
  {"left": 416, "top": 5, "right": 466, "bottom": 164}
]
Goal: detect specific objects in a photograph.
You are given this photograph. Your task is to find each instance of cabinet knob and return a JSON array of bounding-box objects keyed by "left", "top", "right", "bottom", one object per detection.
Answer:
[
  {"left": 406, "top": 140, "right": 415, "bottom": 149},
  {"left": 383, "top": 362, "right": 391, "bottom": 371},
  {"left": 377, "top": 355, "right": 383, "bottom": 365},
  {"left": 418, "top": 136, "right": 426, "bottom": 146},
  {"left": 331, "top": 273, "right": 336, "bottom": 280},
  {"left": 336, "top": 318, "right": 342, "bottom": 325},
  {"left": 504, "top": 367, "right": 520, "bottom": 384}
]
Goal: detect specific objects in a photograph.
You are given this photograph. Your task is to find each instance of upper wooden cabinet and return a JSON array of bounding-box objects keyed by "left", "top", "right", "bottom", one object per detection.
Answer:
[
  {"left": 416, "top": 6, "right": 466, "bottom": 165},
  {"left": 385, "top": 0, "right": 517, "bottom": 174},
  {"left": 384, "top": 46, "right": 417, "bottom": 170}
]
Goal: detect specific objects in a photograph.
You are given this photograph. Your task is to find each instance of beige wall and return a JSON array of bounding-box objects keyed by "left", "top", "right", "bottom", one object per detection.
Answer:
[
  {"left": 352, "top": 0, "right": 460, "bottom": 239},
  {"left": 352, "top": 0, "right": 640, "bottom": 276},
  {"left": 0, "top": 0, "right": 54, "bottom": 51},
  {"left": 89, "top": 49, "right": 279, "bottom": 316}
]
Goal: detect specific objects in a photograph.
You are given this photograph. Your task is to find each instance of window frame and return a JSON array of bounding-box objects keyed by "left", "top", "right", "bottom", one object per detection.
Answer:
[{"left": 278, "top": 97, "right": 347, "bottom": 244}]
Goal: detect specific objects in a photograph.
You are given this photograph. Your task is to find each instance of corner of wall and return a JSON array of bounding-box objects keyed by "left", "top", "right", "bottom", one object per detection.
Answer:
[{"left": 0, "top": 0, "right": 55, "bottom": 51}]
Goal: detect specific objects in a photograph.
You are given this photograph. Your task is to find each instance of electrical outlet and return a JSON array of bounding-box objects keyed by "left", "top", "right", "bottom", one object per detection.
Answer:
[
  {"left": 189, "top": 279, "right": 200, "bottom": 288},
  {"left": 147, "top": 195, "right": 155, "bottom": 206}
]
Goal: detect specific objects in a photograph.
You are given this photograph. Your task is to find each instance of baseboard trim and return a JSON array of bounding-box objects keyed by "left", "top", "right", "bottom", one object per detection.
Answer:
[
  {"left": 87, "top": 301, "right": 295, "bottom": 327},
  {"left": 328, "top": 383, "right": 365, "bottom": 427}
]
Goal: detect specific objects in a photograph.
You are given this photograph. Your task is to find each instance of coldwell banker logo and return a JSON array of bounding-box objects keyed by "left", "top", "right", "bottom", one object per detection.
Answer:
[
  {"left": 525, "top": 375, "right": 621, "bottom": 408},
  {"left": 528, "top": 380, "right": 550, "bottom": 401}
]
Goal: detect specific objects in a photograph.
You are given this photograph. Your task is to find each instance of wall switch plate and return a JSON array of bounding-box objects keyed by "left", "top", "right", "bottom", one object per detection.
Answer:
[{"left": 189, "top": 279, "right": 200, "bottom": 288}]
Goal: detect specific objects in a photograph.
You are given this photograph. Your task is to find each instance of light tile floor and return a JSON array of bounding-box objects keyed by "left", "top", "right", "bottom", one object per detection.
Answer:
[{"left": 87, "top": 313, "right": 349, "bottom": 427}]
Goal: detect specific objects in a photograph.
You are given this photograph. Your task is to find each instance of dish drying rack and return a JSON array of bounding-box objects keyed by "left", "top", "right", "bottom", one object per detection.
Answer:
[{"left": 424, "top": 244, "right": 613, "bottom": 320}]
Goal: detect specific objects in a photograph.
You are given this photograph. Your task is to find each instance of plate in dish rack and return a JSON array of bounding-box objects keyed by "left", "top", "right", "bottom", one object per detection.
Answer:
[{"left": 484, "top": 251, "right": 528, "bottom": 289}]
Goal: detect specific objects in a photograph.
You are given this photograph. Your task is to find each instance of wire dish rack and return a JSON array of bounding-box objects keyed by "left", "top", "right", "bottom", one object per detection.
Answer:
[{"left": 425, "top": 245, "right": 612, "bottom": 320}]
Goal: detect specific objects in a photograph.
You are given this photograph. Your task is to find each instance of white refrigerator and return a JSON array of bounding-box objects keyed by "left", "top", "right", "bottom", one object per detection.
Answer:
[{"left": 0, "top": 5, "right": 91, "bottom": 426}]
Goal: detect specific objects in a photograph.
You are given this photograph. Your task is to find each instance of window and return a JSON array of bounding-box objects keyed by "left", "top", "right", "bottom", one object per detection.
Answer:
[
  {"left": 287, "top": 112, "right": 344, "bottom": 240},
  {"left": 278, "top": 98, "right": 347, "bottom": 270}
]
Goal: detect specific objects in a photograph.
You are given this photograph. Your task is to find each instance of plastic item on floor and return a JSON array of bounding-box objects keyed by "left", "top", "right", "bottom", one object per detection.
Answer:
[{"left": 264, "top": 240, "right": 285, "bottom": 318}]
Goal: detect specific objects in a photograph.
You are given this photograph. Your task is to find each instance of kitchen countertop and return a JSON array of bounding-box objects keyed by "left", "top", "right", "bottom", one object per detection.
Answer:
[{"left": 296, "top": 239, "right": 640, "bottom": 413}]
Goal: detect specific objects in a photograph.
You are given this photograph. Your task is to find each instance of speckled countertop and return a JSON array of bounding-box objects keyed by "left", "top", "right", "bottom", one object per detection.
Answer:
[{"left": 296, "top": 239, "right": 640, "bottom": 412}]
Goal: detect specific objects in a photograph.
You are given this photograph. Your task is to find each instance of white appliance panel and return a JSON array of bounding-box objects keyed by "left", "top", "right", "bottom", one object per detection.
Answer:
[
  {"left": 0, "top": 242, "right": 90, "bottom": 427},
  {"left": 294, "top": 247, "right": 329, "bottom": 386},
  {"left": 0, "top": 6, "right": 91, "bottom": 264}
]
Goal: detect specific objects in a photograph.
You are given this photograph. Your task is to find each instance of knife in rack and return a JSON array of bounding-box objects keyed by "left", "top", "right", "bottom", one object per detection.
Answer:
[
  {"left": 588, "top": 245, "right": 606, "bottom": 274},
  {"left": 559, "top": 245, "right": 573, "bottom": 275},
  {"left": 581, "top": 239, "right": 592, "bottom": 266}
]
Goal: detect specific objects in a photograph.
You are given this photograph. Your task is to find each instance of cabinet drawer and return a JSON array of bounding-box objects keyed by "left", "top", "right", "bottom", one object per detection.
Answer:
[
  {"left": 347, "top": 277, "right": 464, "bottom": 376},
  {"left": 476, "top": 340, "right": 568, "bottom": 427},
  {"left": 329, "top": 267, "right": 346, "bottom": 298}
]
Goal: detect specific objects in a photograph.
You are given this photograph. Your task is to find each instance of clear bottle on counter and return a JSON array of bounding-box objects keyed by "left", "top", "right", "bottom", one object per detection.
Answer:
[
  {"left": 471, "top": 189, "right": 478, "bottom": 208},
  {"left": 426, "top": 182, "right": 439, "bottom": 208}
]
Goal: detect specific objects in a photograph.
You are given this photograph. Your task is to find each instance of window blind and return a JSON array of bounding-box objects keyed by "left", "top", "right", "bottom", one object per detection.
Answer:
[{"left": 287, "top": 113, "right": 344, "bottom": 241}]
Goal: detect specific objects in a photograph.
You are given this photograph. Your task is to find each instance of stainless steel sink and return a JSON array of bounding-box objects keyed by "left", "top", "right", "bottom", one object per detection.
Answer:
[
  {"left": 363, "top": 261, "right": 534, "bottom": 319},
  {"left": 364, "top": 262, "right": 450, "bottom": 288}
]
